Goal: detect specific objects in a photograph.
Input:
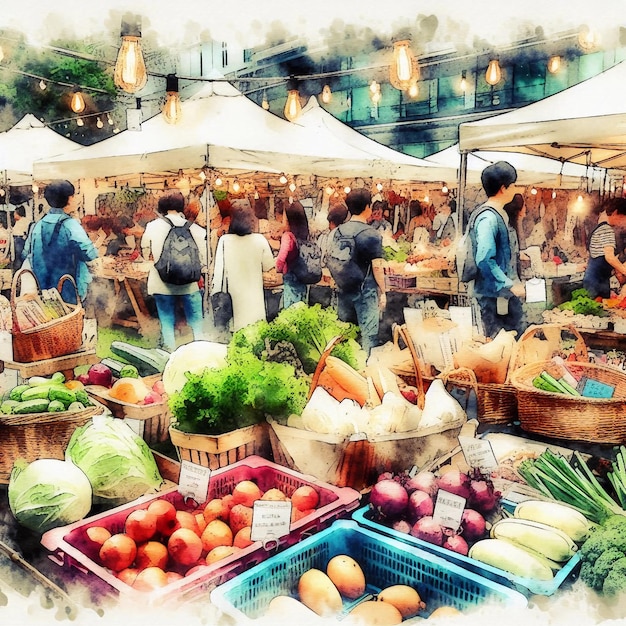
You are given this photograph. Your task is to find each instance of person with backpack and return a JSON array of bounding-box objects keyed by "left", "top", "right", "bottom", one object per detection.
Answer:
[
  {"left": 469, "top": 161, "right": 526, "bottom": 339},
  {"left": 22, "top": 179, "right": 99, "bottom": 305},
  {"left": 326, "top": 188, "right": 386, "bottom": 356},
  {"left": 141, "top": 191, "right": 208, "bottom": 351},
  {"left": 276, "top": 201, "right": 321, "bottom": 308}
]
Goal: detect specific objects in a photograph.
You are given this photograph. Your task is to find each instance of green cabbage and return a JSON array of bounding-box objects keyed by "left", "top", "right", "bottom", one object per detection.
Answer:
[
  {"left": 66, "top": 415, "right": 163, "bottom": 504},
  {"left": 8, "top": 458, "right": 92, "bottom": 534}
]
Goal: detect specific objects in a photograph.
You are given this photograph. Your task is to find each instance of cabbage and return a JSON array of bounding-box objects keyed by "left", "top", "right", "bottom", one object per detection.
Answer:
[
  {"left": 8, "top": 458, "right": 92, "bottom": 533},
  {"left": 66, "top": 414, "right": 163, "bottom": 504},
  {"left": 162, "top": 340, "right": 228, "bottom": 395}
]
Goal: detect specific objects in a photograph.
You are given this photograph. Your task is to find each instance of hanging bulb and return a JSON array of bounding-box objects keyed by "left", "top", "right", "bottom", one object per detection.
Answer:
[
  {"left": 114, "top": 14, "right": 148, "bottom": 93},
  {"left": 424, "top": 194, "right": 429, "bottom": 203},
  {"left": 254, "top": 190, "right": 260, "bottom": 200},
  {"left": 288, "top": 182, "right": 296, "bottom": 193},
  {"left": 578, "top": 25, "right": 599, "bottom": 51},
  {"left": 321, "top": 84, "right": 332, "bottom": 104},
  {"left": 261, "top": 93, "right": 270, "bottom": 110},
  {"left": 552, "top": 190, "right": 557, "bottom": 199},
  {"left": 107, "top": 114, "right": 114, "bottom": 125},
  {"left": 76, "top": 117, "right": 84, "bottom": 127},
  {"left": 369, "top": 80, "right": 382, "bottom": 104},
  {"left": 232, "top": 179, "right": 241, "bottom": 193},
  {"left": 376, "top": 182, "right": 383, "bottom": 192},
  {"left": 547, "top": 55, "right": 561, "bottom": 74},
  {"left": 390, "top": 40, "right": 419, "bottom": 91},
  {"left": 531, "top": 187, "right": 538, "bottom": 195},
  {"left": 39, "top": 79, "right": 47, "bottom": 91},
  {"left": 442, "top": 185, "right": 449, "bottom": 194},
  {"left": 96, "top": 117, "right": 104, "bottom": 129},
  {"left": 163, "top": 74, "right": 182, "bottom": 124},
  {"left": 460, "top": 70, "right": 467, "bottom": 93},
  {"left": 485, "top": 59, "right": 502, "bottom": 86},
  {"left": 279, "top": 174, "right": 288, "bottom": 184},
  {"left": 344, "top": 186, "right": 351, "bottom": 194},
  {"left": 284, "top": 78, "right": 302, "bottom": 122},
  {"left": 70, "top": 88, "right": 86, "bottom": 113},
  {"left": 214, "top": 177, "right": 223, "bottom": 187},
  {"left": 32, "top": 183, "right": 39, "bottom": 194},
  {"left": 407, "top": 81, "right": 419, "bottom": 99},
  {"left": 325, "top": 186, "right": 334, "bottom": 196}
]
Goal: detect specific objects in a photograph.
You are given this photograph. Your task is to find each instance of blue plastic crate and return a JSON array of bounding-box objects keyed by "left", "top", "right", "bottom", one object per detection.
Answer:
[
  {"left": 210, "top": 520, "right": 527, "bottom": 623},
  {"left": 352, "top": 505, "right": 581, "bottom": 597}
]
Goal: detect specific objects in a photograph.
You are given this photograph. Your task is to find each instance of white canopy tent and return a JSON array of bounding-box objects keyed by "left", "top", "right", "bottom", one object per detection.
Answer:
[
  {"left": 34, "top": 79, "right": 453, "bottom": 183},
  {"left": 458, "top": 60, "right": 626, "bottom": 172},
  {"left": 425, "top": 143, "right": 598, "bottom": 188},
  {"left": 0, "top": 114, "right": 80, "bottom": 186}
]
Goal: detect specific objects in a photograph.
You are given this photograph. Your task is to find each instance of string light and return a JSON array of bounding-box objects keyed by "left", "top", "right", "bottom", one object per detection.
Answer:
[
  {"left": 214, "top": 177, "right": 223, "bottom": 187},
  {"left": 107, "top": 114, "right": 114, "bottom": 125},
  {"left": 261, "top": 92, "right": 270, "bottom": 110},
  {"left": 279, "top": 174, "right": 288, "bottom": 184},
  {"left": 389, "top": 39, "right": 419, "bottom": 91},
  {"left": 531, "top": 187, "right": 538, "bottom": 195},
  {"left": 96, "top": 117, "right": 103, "bottom": 128},
  {"left": 70, "top": 87, "right": 85, "bottom": 113},
  {"left": 376, "top": 182, "right": 383, "bottom": 192},
  {"left": 344, "top": 186, "right": 351, "bottom": 194},
  {"left": 39, "top": 79, "right": 46, "bottom": 90},
  {"left": 407, "top": 81, "right": 419, "bottom": 99},
  {"left": 76, "top": 117, "right": 84, "bottom": 127},
  {"left": 232, "top": 179, "right": 241, "bottom": 193},
  {"left": 32, "top": 183, "right": 39, "bottom": 193},
  {"left": 288, "top": 182, "right": 297, "bottom": 192},
  {"left": 441, "top": 185, "right": 449, "bottom": 194},
  {"left": 321, "top": 84, "right": 332, "bottom": 104},
  {"left": 578, "top": 25, "right": 599, "bottom": 51},
  {"left": 460, "top": 70, "right": 467, "bottom": 93},
  {"left": 485, "top": 59, "right": 502, "bottom": 86},
  {"left": 162, "top": 74, "right": 182, "bottom": 124},
  {"left": 369, "top": 80, "right": 382, "bottom": 104},
  {"left": 284, "top": 77, "right": 302, "bottom": 122},
  {"left": 113, "top": 14, "right": 148, "bottom": 93},
  {"left": 325, "top": 186, "right": 334, "bottom": 195},
  {"left": 552, "top": 190, "right": 557, "bottom": 199},
  {"left": 547, "top": 55, "right": 561, "bottom": 74}
]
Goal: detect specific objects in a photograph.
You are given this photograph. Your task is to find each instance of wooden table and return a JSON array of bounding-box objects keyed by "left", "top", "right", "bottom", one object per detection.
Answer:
[{"left": 1, "top": 348, "right": 100, "bottom": 381}]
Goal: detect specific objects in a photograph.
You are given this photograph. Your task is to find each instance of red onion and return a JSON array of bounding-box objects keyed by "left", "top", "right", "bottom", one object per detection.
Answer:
[
  {"left": 404, "top": 471, "right": 438, "bottom": 497},
  {"left": 460, "top": 508, "right": 486, "bottom": 542},
  {"left": 369, "top": 479, "right": 409, "bottom": 520},
  {"left": 410, "top": 516, "right": 444, "bottom": 546},
  {"left": 443, "top": 534, "right": 469, "bottom": 555},
  {"left": 468, "top": 477, "right": 501, "bottom": 514},
  {"left": 407, "top": 490, "right": 434, "bottom": 524},
  {"left": 436, "top": 469, "right": 472, "bottom": 500}
]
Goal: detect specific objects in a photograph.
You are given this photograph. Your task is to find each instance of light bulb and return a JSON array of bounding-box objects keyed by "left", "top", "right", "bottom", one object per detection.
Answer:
[
  {"left": 289, "top": 182, "right": 296, "bottom": 192},
  {"left": 96, "top": 117, "right": 104, "bottom": 128},
  {"left": 460, "top": 70, "right": 467, "bottom": 93},
  {"left": 442, "top": 185, "right": 449, "bottom": 194},
  {"left": 199, "top": 170, "right": 206, "bottom": 182},
  {"left": 0, "top": 188, "right": 4, "bottom": 197},
  {"left": 163, "top": 74, "right": 182, "bottom": 124},
  {"left": 261, "top": 94, "right": 270, "bottom": 110},
  {"left": 254, "top": 190, "right": 259, "bottom": 199},
  {"left": 531, "top": 187, "right": 538, "bottom": 195},
  {"left": 76, "top": 117, "right": 84, "bottom": 127},
  {"left": 390, "top": 40, "right": 419, "bottom": 91},
  {"left": 376, "top": 182, "right": 383, "bottom": 192},
  {"left": 32, "top": 183, "right": 39, "bottom": 193},
  {"left": 215, "top": 177, "right": 223, "bottom": 187},
  {"left": 369, "top": 80, "right": 379, "bottom": 94},
  {"left": 279, "top": 174, "right": 288, "bottom": 184},
  {"left": 407, "top": 81, "right": 419, "bottom": 98},
  {"left": 577, "top": 194, "right": 583, "bottom": 202},
  {"left": 114, "top": 15, "right": 148, "bottom": 93},
  {"left": 321, "top": 84, "right": 332, "bottom": 104},
  {"left": 552, "top": 190, "right": 557, "bottom": 199},
  {"left": 424, "top": 194, "right": 429, "bottom": 203},
  {"left": 325, "top": 186, "right": 334, "bottom": 196},
  {"left": 485, "top": 59, "right": 502, "bottom": 86},
  {"left": 344, "top": 186, "right": 351, "bottom": 194},
  {"left": 232, "top": 180, "right": 240, "bottom": 193},
  {"left": 578, "top": 26, "right": 598, "bottom": 51},
  {"left": 107, "top": 115, "right": 114, "bottom": 125},
  {"left": 284, "top": 89, "right": 302, "bottom": 122},
  {"left": 70, "top": 90, "right": 85, "bottom": 113},
  {"left": 39, "top": 80, "right": 46, "bottom": 90},
  {"left": 547, "top": 55, "right": 561, "bottom": 74}
]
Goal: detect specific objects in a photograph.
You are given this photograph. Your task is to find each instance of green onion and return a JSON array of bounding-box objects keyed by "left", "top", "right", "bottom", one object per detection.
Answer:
[
  {"left": 607, "top": 446, "right": 626, "bottom": 509},
  {"left": 517, "top": 449, "right": 625, "bottom": 524}
]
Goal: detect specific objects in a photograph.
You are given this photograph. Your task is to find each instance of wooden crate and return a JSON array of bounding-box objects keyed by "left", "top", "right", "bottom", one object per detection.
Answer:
[{"left": 169, "top": 422, "right": 272, "bottom": 470}]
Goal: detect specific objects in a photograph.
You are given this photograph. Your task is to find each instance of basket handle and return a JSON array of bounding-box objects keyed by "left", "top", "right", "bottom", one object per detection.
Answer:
[
  {"left": 438, "top": 366, "right": 479, "bottom": 413},
  {"left": 56, "top": 274, "right": 83, "bottom": 310},
  {"left": 10, "top": 268, "right": 41, "bottom": 333},
  {"left": 396, "top": 324, "right": 426, "bottom": 410}
]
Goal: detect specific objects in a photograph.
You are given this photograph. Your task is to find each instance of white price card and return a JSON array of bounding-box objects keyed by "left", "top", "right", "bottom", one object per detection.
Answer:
[
  {"left": 433, "top": 489, "right": 466, "bottom": 531},
  {"left": 525, "top": 278, "right": 547, "bottom": 303},
  {"left": 458, "top": 436, "right": 498, "bottom": 471},
  {"left": 177, "top": 460, "right": 211, "bottom": 504},
  {"left": 251, "top": 500, "right": 292, "bottom": 543}
]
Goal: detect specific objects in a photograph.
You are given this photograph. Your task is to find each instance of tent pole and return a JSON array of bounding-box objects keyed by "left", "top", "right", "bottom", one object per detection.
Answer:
[{"left": 458, "top": 151, "right": 468, "bottom": 232}]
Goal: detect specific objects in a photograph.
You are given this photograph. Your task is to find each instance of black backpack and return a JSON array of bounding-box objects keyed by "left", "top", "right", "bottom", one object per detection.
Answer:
[
  {"left": 291, "top": 237, "right": 322, "bottom": 284},
  {"left": 325, "top": 223, "right": 370, "bottom": 292},
  {"left": 154, "top": 216, "right": 202, "bottom": 285}
]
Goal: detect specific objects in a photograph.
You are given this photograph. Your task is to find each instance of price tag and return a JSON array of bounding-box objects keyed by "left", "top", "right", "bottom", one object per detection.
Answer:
[
  {"left": 177, "top": 460, "right": 211, "bottom": 504},
  {"left": 458, "top": 436, "right": 498, "bottom": 470},
  {"left": 250, "top": 500, "right": 292, "bottom": 543},
  {"left": 433, "top": 489, "right": 466, "bottom": 531}
]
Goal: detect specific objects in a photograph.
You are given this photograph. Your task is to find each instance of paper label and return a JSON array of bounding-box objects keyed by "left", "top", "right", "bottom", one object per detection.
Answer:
[
  {"left": 251, "top": 500, "right": 292, "bottom": 542},
  {"left": 433, "top": 489, "right": 466, "bottom": 531},
  {"left": 178, "top": 460, "right": 211, "bottom": 504},
  {"left": 458, "top": 436, "right": 498, "bottom": 470},
  {"left": 525, "top": 278, "right": 547, "bottom": 303}
]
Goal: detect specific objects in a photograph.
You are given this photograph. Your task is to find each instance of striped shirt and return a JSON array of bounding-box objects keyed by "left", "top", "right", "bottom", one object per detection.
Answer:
[{"left": 589, "top": 222, "right": 616, "bottom": 258}]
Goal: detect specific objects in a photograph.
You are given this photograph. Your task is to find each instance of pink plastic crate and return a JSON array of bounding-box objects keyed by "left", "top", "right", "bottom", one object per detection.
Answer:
[{"left": 40, "top": 455, "right": 361, "bottom": 605}]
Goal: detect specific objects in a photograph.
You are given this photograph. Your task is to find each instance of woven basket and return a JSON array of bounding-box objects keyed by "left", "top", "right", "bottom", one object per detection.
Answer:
[
  {"left": 510, "top": 360, "right": 626, "bottom": 444},
  {"left": 11, "top": 268, "right": 84, "bottom": 363},
  {"left": 0, "top": 403, "right": 101, "bottom": 483}
]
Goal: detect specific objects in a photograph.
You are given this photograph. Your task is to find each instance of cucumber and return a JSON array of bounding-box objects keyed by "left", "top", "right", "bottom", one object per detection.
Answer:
[
  {"left": 48, "top": 387, "right": 77, "bottom": 408},
  {"left": 67, "top": 402, "right": 86, "bottom": 412},
  {"left": 0, "top": 400, "right": 19, "bottom": 414},
  {"left": 110, "top": 341, "right": 170, "bottom": 376},
  {"left": 98, "top": 358, "right": 129, "bottom": 380},
  {"left": 74, "top": 389, "right": 91, "bottom": 406},
  {"left": 21, "top": 386, "right": 60, "bottom": 402},
  {"left": 28, "top": 372, "right": 66, "bottom": 386},
  {"left": 47, "top": 400, "right": 66, "bottom": 412},
  {"left": 13, "top": 398, "right": 51, "bottom": 414},
  {"left": 9, "top": 385, "right": 30, "bottom": 402}
]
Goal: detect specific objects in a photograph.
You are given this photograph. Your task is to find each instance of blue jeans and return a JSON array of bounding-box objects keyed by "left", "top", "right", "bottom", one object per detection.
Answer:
[
  {"left": 337, "top": 277, "right": 380, "bottom": 355},
  {"left": 153, "top": 292, "right": 204, "bottom": 351},
  {"left": 282, "top": 272, "right": 308, "bottom": 309}
]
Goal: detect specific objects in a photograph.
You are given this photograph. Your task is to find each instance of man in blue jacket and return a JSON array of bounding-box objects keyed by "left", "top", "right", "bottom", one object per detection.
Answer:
[
  {"left": 22, "top": 180, "right": 99, "bottom": 304},
  {"left": 471, "top": 162, "right": 526, "bottom": 338}
]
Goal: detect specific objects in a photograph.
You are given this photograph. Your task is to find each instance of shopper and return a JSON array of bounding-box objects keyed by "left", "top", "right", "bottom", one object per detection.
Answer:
[
  {"left": 276, "top": 200, "right": 310, "bottom": 308},
  {"left": 406, "top": 200, "right": 432, "bottom": 244},
  {"left": 329, "top": 188, "right": 386, "bottom": 356},
  {"left": 141, "top": 191, "right": 207, "bottom": 351},
  {"left": 12, "top": 205, "right": 30, "bottom": 270},
  {"left": 22, "top": 180, "right": 98, "bottom": 304},
  {"left": 583, "top": 197, "right": 626, "bottom": 299},
  {"left": 368, "top": 200, "right": 393, "bottom": 235},
  {"left": 211, "top": 204, "right": 275, "bottom": 332},
  {"left": 318, "top": 203, "right": 349, "bottom": 267},
  {"left": 470, "top": 161, "right": 526, "bottom": 339}
]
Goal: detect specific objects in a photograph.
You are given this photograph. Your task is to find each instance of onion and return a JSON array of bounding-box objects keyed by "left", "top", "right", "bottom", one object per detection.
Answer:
[
  {"left": 369, "top": 479, "right": 409, "bottom": 520},
  {"left": 468, "top": 477, "right": 501, "bottom": 514},
  {"left": 443, "top": 534, "right": 469, "bottom": 555},
  {"left": 436, "top": 469, "right": 471, "bottom": 500},
  {"left": 460, "top": 508, "right": 486, "bottom": 542},
  {"left": 404, "top": 471, "right": 438, "bottom": 497},
  {"left": 407, "top": 489, "right": 434, "bottom": 524},
  {"left": 410, "top": 516, "right": 444, "bottom": 546}
]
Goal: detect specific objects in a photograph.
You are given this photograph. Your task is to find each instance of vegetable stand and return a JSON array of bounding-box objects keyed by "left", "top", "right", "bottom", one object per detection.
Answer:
[{"left": 1, "top": 349, "right": 100, "bottom": 383}]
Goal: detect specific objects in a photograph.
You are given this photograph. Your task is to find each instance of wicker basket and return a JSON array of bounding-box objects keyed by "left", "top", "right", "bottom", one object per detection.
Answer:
[
  {"left": 169, "top": 422, "right": 272, "bottom": 470},
  {"left": 11, "top": 268, "right": 84, "bottom": 363},
  {"left": 0, "top": 403, "right": 101, "bottom": 483},
  {"left": 510, "top": 360, "right": 626, "bottom": 443}
]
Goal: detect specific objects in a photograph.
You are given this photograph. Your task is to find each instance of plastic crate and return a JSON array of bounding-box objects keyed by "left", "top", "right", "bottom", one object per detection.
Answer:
[
  {"left": 210, "top": 520, "right": 527, "bottom": 623},
  {"left": 352, "top": 505, "right": 581, "bottom": 597},
  {"left": 40, "top": 455, "right": 361, "bottom": 605}
]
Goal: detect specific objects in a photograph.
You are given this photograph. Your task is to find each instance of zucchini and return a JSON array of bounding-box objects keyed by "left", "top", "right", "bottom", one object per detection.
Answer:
[
  {"left": 9, "top": 385, "right": 30, "bottom": 402},
  {"left": 13, "top": 398, "right": 51, "bottom": 414},
  {"left": 21, "top": 385, "right": 61, "bottom": 402},
  {"left": 110, "top": 341, "right": 170, "bottom": 376},
  {"left": 0, "top": 400, "right": 19, "bottom": 414},
  {"left": 513, "top": 500, "right": 592, "bottom": 542},
  {"left": 28, "top": 372, "right": 66, "bottom": 386}
]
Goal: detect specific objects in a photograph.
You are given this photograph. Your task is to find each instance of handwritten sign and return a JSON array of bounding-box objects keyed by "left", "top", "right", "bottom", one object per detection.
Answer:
[
  {"left": 178, "top": 460, "right": 211, "bottom": 504},
  {"left": 251, "top": 500, "right": 292, "bottom": 543},
  {"left": 458, "top": 436, "right": 498, "bottom": 470},
  {"left": 433, "top": 489, "right": 466, "bottom": 531}
]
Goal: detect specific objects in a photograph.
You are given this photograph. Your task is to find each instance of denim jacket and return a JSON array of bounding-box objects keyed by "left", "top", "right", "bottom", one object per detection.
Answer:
[{"left": 472, "top": 207, "right": 514, "bottom": 298}]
